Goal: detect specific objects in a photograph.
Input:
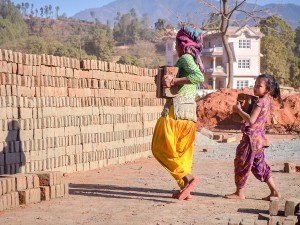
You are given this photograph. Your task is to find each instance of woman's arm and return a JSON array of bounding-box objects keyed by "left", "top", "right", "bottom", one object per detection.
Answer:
[
  {"left": 233, "top": 101, "right": 261, "bottom": 125},
  {"left": 163, "top": 76, "right": 191, "bottom": 87}
]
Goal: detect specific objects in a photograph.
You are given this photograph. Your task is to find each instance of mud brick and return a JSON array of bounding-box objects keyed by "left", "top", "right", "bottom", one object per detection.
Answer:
[
  {"left": 25, "top": 174, "right": 34, "bottom": 189},
  {"left": 40, "top": 186, "right": 50, "bottom": 201},
  {"left": 18, "top": 189, "right": 30, "bottom": 204},
  {"left": 269, "top": 197, "right": 280, "bottom": 216},
  {"left": 64, "top": 183, "right": 69, "bottom": 196},
  {"left": 2, "top": 194, "right": 8, "bottom": 210},
  {"left": 15, "top": 175, "right": 28, "bottom": 191},
  {"left": 213, "top": 134, "right": 224, "bottom": 141},
  {"left": 0, "top": 177, "right": 13, "bottom": 193},
  {"left": 284, "top": 162, "right": 296, "bottom": 173},
  {"left": 35, "top": 172, "right": 54, "bottom": 186},
  {"left": 49, "top": 185, "right": 56, "bottom": 199},
  {"left": 12, "top": 191, "right": 19, "bottom": 207},
  {"left": 1, "top": 178, "right": 7, "bottom": 194},
  {"left": 29, "top": 188, "right": 41, "bottom": 203},
  {"left": 285, "top": 198, "right": 300, "bottom": 216},
  {"left": 5, "top": 193, "right": 12, "bottom": 208},
  {"left": 222, "top": 136, "right": 237, "bottom": 143},
  {"left": 283, "top": 216, "right": 298, "bottom": 225},
  {"left": 0, "top": 196, "right": 4, "bottom": 211}
]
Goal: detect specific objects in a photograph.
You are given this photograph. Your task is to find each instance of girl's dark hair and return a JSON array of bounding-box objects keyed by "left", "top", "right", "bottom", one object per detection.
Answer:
[{"left": 257, "top": 73, "right": 281, "bottom": 100}]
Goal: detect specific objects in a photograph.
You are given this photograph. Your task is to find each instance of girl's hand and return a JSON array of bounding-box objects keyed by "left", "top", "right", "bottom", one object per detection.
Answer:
[
  {"left": 163, "top": 75, "right": 174, "bottom": 88},
  {"left": 232, "top": 101, "right": 242, "bottom": 113}
]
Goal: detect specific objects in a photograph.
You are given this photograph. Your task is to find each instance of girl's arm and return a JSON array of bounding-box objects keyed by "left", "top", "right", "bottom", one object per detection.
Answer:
[{"left": 233, "top": 101, "right": 262, "bottom": 125}]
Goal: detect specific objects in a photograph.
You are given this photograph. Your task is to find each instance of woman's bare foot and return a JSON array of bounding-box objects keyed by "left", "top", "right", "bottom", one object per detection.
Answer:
[
  {"left": 172, "top": 190, "right": 193, "bottom": 201},
  {"left": 262, "top": 191, "right": 281, "bottom": 201},
  {"left": 224, "top": 192, "right": 245, "bottom": 200}
]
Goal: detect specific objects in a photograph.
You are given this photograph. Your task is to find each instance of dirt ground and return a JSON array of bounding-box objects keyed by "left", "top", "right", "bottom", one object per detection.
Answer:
[{"left": 0, "top": 134, "right": 299, "bottom": 225}]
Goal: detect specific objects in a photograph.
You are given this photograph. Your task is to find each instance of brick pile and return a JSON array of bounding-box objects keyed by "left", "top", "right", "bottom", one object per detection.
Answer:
[
  {"left": 0, "top": 171, "right": 68, "bottom": 212},
  {"left": 0, "top": 49, "right": 164, "bottom": 175}
]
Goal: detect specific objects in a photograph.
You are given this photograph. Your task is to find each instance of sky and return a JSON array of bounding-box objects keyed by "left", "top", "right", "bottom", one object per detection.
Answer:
[
  {"left": 11, "top": 0, "right": 116, "bottom": 17},
  {"left": 11, "top": 0, "right": 300, "bottom": 17}
]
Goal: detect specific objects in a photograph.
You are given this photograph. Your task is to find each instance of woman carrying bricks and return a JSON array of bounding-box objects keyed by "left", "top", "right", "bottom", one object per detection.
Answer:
[{"left": 152, "top": 25, "right": 204, "bottom": 201}]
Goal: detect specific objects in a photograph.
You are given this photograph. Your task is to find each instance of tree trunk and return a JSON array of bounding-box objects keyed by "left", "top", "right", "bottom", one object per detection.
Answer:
[{"left": 220, "top": 0, "right": 234, "bottom": 88}]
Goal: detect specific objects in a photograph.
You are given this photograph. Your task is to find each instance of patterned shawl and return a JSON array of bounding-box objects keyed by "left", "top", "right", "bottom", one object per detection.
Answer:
[{"left": 176, "top": 25, "right": 205, "bottom": 73}]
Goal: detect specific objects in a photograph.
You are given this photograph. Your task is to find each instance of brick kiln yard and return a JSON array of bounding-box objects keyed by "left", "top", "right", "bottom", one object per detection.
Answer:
[{"left": 0, "top": 132, "right": 299, "bottom": 225}]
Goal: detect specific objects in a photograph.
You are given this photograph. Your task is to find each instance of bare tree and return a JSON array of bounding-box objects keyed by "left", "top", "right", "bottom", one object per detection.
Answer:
[{"left": 195, "top": 0, "right": 265, "bottom": 88}]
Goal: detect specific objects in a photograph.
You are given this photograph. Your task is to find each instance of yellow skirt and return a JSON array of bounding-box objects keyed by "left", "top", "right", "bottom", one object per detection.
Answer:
[{"left": 152, "top": 105, "right": 196, "bottom": 188}]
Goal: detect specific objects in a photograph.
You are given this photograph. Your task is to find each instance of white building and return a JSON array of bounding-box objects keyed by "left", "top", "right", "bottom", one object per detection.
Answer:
[{"left": 165, "top": 25, "right": 264, "bottom": 90}]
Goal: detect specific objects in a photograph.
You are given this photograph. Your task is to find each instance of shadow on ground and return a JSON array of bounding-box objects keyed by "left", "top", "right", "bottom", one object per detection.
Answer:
[{"left": 69, "top": 183, "right": 223, "bottom": 203}]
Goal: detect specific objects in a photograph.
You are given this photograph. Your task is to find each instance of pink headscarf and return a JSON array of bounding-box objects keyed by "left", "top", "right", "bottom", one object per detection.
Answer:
[{"left": 176, "top": 25, "right": 205, "bottom": 73}]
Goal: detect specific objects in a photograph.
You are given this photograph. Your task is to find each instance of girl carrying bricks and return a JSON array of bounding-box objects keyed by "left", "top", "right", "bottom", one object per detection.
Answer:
[
  {"left": 225, "top": 74, "right": 281, "bottom": 200},
  {"left": 152, "top": 25, "right": 204, "bottom": 201}
]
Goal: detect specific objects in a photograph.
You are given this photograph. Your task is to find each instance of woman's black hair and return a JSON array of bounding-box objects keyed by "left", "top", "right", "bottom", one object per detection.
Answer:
[{"left": 257, "top": 73, "right": 281, "bottom": 100}]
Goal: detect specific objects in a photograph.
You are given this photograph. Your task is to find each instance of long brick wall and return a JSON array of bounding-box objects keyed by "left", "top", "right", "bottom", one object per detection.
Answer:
[{"left": 0, "top": 49, "right": 164, "bottom": 174}]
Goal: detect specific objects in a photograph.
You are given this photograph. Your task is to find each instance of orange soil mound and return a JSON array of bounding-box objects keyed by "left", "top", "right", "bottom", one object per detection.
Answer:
[{"left": 196, "top": 88, "right": 300, "bottom": 134}]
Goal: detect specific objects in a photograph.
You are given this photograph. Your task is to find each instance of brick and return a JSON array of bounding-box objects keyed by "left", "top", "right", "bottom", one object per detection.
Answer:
[
  {"left": 29, "top": 188, "right": 41, "bottom": 203},
  {"left": 15, "top": 175, "right": 27, "bottom": 191},
  {"left": 49, "top": 185, "right": 56, "bottom": 199},
  {"left": 284, "top": 162, "right": 296, "bottom": 173},
  {"left": 285, "top": 198, "right": 300, "bottom": 216},
  {"left": 213, "top": 134, "right": 224, "bottom": 141},
  {"left": 269, "top": 197, "right": 280, "bottom": 216},
  {"left": 40, "top": 186, "right": 50, "bottom": 201},
  {"left": 18, "top": 189, "right": 30, "bottom": 204},
  {"left": 1, "top": 179, "right": 7, "bottom": 194},
  {"left": 283, "top": 216, "right": 298, "bottom": 225},
  {"left": 35, "top": 172, "right": 54, "bottom": 186},
  {"left": 0, "top": 196, "right": 4, "bottom": 211}
]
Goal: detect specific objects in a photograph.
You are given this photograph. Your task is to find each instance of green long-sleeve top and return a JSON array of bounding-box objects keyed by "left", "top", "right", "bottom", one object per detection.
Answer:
[{"left": 175, "top": 53, "right": 204, "bottom": 97}]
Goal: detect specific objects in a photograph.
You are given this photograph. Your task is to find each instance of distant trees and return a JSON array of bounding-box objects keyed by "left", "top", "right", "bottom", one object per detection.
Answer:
[
  {"left": 0, "top": 0, "right": 27, "bottom": 45},
  {"left": 113, "top": 8, "right": 167, "bottom": 45},
  {"left": 259, "top": 16, "right": 300, "bottom": 87},
  {"left": 15, "top": 2, "right": 62, "bottom": 19}
]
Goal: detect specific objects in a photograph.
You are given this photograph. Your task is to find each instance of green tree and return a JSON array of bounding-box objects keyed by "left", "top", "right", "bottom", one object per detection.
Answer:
[
  {"left": 259, "top": 16, "right": 296, "bottom": 86},
  {"left": 154, "top": 18, "right": 166, "bottom": 31},
  {"left": 55, "top": 6, "right": 59, "bottom": 18},
  {"left": 294, "top": 27, "right": 300, "bottom": 57},
  {"left": 0, "top": 0, "right": 27, "bottom": 46},
  {"left": 261, "top": 35, "right": 290, "bottom": 84},
  {"left": 85, "top": 28, "right": 114, "bottom": 61},
  {"left": 117, "top": 55, "right": 142, "bottom": 67}
]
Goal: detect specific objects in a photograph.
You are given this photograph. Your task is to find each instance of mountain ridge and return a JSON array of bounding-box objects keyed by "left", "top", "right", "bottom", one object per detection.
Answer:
[{"left": 73, "top": 0, "right": 300, "bottom": 29}]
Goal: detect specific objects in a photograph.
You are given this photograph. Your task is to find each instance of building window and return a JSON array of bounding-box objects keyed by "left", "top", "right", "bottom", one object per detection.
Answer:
[
  {"left": 236, "top": 80, "right": 249, "bottom": 89},
  {"left": 239, "top": 39, "right": 251, "bottom": 48},
  {"left": 238, "top": 59, "right": 250, "bottom": 68}
]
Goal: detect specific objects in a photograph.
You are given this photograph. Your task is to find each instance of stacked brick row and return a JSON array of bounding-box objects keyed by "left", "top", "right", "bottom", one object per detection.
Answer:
[
  {"left": 0, "top": 172, "right": 68, "bottom": 211},
  {"left": 0, "top": 49, "right": 164, "bottom": 174}
]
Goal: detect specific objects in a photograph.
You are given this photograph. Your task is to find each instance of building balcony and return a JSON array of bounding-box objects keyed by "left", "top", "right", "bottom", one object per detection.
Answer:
[
  {"left": 201, "top": 47, "right": 223, "bottom": 56},
  {"left": 205, "top": 66, "right": 227, "bottom": 76}
]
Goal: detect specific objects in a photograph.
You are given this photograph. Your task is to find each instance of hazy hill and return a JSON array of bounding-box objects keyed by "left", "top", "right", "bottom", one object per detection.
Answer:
[{"left": 73, "top": 0, "right": 300, "bottom": 29}]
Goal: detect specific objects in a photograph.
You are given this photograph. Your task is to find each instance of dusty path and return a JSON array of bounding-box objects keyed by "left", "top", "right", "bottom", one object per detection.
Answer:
[{"left": 0, "top": 134, "right": 299, "bottom": 225}]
